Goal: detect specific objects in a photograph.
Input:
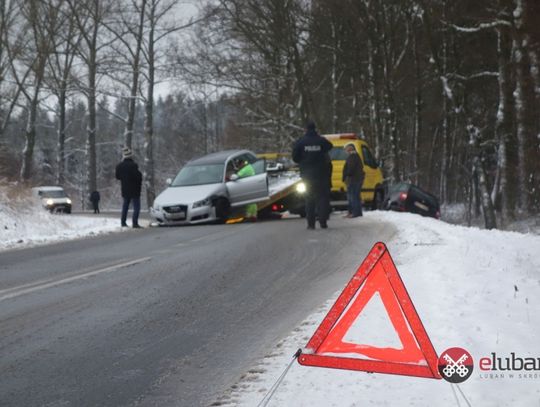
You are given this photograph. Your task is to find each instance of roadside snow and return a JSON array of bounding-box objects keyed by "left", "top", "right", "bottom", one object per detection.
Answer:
[
  {"left": 216, "top": 211, "right": 540, "bottom": 406},
  {"left": 0, "top": 187, "right": 122, "bottom": 252}
]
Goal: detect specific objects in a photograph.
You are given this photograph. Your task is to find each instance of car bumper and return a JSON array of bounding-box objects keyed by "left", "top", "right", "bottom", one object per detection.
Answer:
[{"left": 150, "top": 204, "right": 216, "bottom": 225}]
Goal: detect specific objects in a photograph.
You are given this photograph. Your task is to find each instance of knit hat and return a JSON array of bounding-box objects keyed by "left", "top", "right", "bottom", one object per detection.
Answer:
[
  {"left": 305, "top": 120, "right": 316, "bottom": 131},
  {"left": 122, "top": 147, "right": 133, "bottom": 159}
]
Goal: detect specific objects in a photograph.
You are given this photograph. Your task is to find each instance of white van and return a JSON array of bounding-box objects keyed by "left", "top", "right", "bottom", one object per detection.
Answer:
[{"left": 32, "top": 186, "right": 72, "bottom": 213}]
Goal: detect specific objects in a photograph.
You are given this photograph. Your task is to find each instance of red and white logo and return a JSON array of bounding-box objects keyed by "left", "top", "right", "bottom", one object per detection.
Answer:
[{"left": 438, "top": 347, "right": 474, "bottom": 383}]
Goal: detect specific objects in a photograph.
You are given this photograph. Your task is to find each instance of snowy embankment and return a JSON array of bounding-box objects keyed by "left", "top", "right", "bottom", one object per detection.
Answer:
[
  {"left": 217, "top": 211, "right": 540, "bottom": 406},
  {"left": 0, "top": 186, "right": 121, "bottom": 252}
]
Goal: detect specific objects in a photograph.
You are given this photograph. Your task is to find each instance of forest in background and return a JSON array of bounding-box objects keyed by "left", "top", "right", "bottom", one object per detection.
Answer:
[{"left": 0, "top": 0, "right": 539, "bottom": 229}]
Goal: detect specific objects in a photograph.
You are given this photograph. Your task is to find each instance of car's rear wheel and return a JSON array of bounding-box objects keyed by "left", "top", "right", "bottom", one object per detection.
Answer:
[{"left": 214, "top": 198, "right": 230, "bottom": 223}]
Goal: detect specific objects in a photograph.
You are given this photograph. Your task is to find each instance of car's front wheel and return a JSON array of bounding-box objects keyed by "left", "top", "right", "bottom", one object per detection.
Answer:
[{"left": 214, "top": 198, "right": 230, "bottom": 223}]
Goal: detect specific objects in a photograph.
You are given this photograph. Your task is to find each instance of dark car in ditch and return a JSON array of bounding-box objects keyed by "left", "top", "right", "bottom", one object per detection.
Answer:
[{"left": 384, "top": 182, "right": 440, "bottom": 219}]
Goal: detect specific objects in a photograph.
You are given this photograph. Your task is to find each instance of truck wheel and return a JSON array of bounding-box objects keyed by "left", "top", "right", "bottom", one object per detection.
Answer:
[
  {"left": 371, "top": 189, "right": 384, "bottom": 210},
  {"left": 215, "top": 198, "right": 230, "bottom": 223}
]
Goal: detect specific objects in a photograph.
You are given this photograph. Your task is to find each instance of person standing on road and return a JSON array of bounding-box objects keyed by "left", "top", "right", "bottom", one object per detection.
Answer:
[
  {"left": 234, "top": 158, "right": 258, "bottom": 222},
  {"left": 115, "top": 147, "right": 143, "bottom": 228},
  {"left": 342, "top": 143, "right": 365, "bottom": 218},
  {"left": 90, "top": 190, "right": 101, "bottom": 214},
  {"left": 292, "top": 120, "right": 333, "bottom": 229}
]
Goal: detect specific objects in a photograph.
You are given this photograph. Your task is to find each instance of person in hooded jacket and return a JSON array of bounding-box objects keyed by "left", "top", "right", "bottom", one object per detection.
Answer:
[
  {"left": 115, "top": 147, "right": 143, "bottom": 228},
  {"left": 292, "top": 120, "right": 333, "bottom": 229}
]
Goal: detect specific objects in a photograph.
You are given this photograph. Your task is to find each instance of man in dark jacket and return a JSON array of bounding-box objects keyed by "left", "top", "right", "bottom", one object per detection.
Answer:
[
  {"left": 342, "top": 143, "right": 365, "bottom": 218},
  {"left": 90, "top": 190, "right": 100, "bottom": 214},
  {"left": 115, "top": 147, "right": 143, "bottom": 228},
  {"left": 292, "top": 120, "right": 333, "bottom": 229}
]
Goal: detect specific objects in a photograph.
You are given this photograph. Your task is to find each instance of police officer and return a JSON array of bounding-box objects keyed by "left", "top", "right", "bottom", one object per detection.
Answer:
[{"left": 292, "top": 120, "right": 333, "bottom": 229}]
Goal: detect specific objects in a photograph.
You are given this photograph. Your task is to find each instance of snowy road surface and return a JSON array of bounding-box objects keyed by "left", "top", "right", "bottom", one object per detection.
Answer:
[{"left": 0, "top": 215, "right": 395, "bottom": 406}]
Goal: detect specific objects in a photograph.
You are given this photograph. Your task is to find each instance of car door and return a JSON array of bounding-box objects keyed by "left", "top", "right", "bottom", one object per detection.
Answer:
[{"left": 226, "top": 153, "right": 269, "bottom": 206}]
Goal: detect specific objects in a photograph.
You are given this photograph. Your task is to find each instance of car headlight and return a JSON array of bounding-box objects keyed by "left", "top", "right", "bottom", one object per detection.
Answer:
[
  {"left": 193, "top": 197, "right": 211, "bottom": 208},
  {"left": 46, "top": 199, "right": 54, "bottom": 206},
  {"left": 66, "top": 198, "right": 72, "bottom": 204},
  {"left": 296, "top": 182, "right": 307, "bottom": 194}
]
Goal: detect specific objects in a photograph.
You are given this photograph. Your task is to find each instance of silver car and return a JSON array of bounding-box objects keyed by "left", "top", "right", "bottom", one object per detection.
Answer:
[{"left": 151, "top": 150, "right": 269, "bottom": 225}]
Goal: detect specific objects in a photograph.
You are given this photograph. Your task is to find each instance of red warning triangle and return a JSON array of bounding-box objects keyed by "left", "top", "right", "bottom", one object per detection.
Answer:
[{"left": 298, "top": 242, "right": 441, "bottom": 379}]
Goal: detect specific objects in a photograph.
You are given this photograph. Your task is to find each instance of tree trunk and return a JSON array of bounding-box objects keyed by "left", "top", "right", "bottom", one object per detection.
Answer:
[
  {"left": 56, "top": 85, "right": 67, "bottom": 185},
  {"left": 86, "top": 48, "right": 98, "bottom": 205},
  {"left": 143, "top": 2, "right": 156, "bottom": 208},
  {"left": 493, "top": 27, "right": 513, "bottom": 222},
  {"left": 20, "top": 99, "right": 38, "bottom": 181},
  {"left": 412, "top": 23, "right": 422, "bottom": 185},
  {"left": 330, "top": 21, "right": 339, "bottom": 133},
  {"left": 124, "top": 0, "right": 147, "bottom": 149},
  {"left": 512, "top": 0, "right": 534, "bottom": 213},
  {"left": 475, "top": 156, "right": 498, "bottom": 229},
  {"left": 20, "top": 81, "right": 41, "bottom": 181},
  {"left": 366, "top": 35, "right": 382, "bottom": 159}
]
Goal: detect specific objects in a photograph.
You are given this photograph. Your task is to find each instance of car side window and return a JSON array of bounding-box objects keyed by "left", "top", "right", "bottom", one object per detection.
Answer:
[
  {"left": 361, "top": 146, "right": 378, "bottom": 169},
  {"left": 244, "top": 153, "right": 257, "bottom": 164},
  {"left": 251, "top": 158, "right": 266, "bottom": 175}
]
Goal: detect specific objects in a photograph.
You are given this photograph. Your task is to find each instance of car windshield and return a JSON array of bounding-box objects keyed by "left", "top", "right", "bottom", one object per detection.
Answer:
[
  {"left": 171, "top": 164, "right": 225, "bottom": 186},
  {"left": 39, "top": 190, "right": 67, "bottom": 198},
  {"left": 329, "top": 148, "right": 348, "bottom": 160}
]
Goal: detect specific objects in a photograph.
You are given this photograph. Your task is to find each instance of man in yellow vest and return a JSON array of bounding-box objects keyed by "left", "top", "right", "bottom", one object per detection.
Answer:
[{"left": 234, "top": 158, "right": 258, "bottom": 221}]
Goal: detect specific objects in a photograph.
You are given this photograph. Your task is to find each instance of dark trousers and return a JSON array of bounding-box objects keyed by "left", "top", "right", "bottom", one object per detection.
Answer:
[
  {"left": 304, "top": 179, "right": 330, "bottom": 227},
  {"left": 121, "top": 197, "right": 140, "bottom": 226},
  {"left": 91, "top": 201, "right": 100, "bottom": 214},
  {"left": 346, "top": 183, "right": 363, "bottom": 216}
]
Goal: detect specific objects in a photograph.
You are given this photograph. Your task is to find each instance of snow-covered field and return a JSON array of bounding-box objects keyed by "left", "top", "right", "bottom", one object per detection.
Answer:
[
  {"left": 0, "top": 186, "right": 122, "bottom": 251},
  {"left": 216, "top": 211, "right": 540, "bottom": 407}
]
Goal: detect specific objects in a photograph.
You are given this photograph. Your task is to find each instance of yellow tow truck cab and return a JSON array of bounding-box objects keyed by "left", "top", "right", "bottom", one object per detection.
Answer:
[{"left": 323, "top": 133, "right": 386, "bottom": 209}]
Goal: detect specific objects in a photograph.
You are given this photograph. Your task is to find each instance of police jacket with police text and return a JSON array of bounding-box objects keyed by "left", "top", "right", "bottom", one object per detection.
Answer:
[{"left": 292, "top": 130, "right": 333, "bottom": 180}]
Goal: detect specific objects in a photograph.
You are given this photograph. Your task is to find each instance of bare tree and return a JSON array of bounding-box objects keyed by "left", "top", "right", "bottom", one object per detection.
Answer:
[
  {"left": 141, "top": 0, "right": 202, "bottom": 207},
  {"left": 102, "top": 0, "right": 147, "bottom": 149},
  {"left": 68, "top": 0, "right": 113, "bottom": 204},
  {"left": 14, "top": 0, "right": 59, "bottom": 181},
  {"left": 46, "top": 0, "right": 82, "bottom": 184},
  {"left": 0, "top": 0, "right": 30, "bottom": 139},
  {"left": 493, "top": 19, "right": 514, "bottom": 222},
  {"left": 511, "top": 0, "right": 535, "bottom": 213}
]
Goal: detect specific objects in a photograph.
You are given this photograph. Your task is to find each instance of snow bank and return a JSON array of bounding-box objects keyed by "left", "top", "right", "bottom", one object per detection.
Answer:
[
  {"left": 218, "top": 211, "right": 540, "bottom": 406},
  {"left": 0, "top": 185, "right": 121, "bottom": 252}
]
